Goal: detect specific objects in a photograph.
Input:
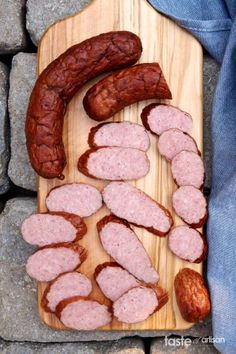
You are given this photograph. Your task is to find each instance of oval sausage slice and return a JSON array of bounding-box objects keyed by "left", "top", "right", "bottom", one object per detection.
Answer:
[
  {"left": 88, "top": 122, "right": 150, "bottom": 151},
  {"left": 42, "top": 271, "right": 92, "bottom": 312},
  {"left": 171, "top": 151, "right": 205, "bottom": 189},
  {"left": 97, "top": 216, "right": 159, "bottom": 284},
  {"left": 56, "top": 296, "right": 112, "bottom": 330},
  {"left": 172, "top": 186, "right": 207, "bottom": 228},
  {"left": 46, "top": 183, "right": 102, "bottom": 217},
  {"left": 175, "top": 268, "right": 211, "bottom": 322},
  {"left": 102, "top": 182, "right": 173, "bottom": 236},
  {"left": 26, "top": 243, "right": 87, "bottom": 282},
  {"left": 83, "top": 63, "right": 172, "bottom": 121},
  {"left": 94, "top": 262, "right": 139, "bottom": 301},
  {"left": 141, "top": 104, "right": 193, "bottom": 135},
  {"left": 168, "top": 226, "right": 207, "bottom": 263},
  {"left": 78, "top": 147, "right": 150, "bottom": 181},
  {"left": 158, "top": 129, "right": 198, "bottom": 161},
  {"left": 113, "top": 285, "right": 168, "bottom": 324},
  {"left": 21, "top": 212, "right": 87, "bottom": 247}
]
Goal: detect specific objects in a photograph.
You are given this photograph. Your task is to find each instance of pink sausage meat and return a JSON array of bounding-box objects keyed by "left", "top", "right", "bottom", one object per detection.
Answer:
[{"left": 88, "top": 121, "right": 150, "bottom": 151}]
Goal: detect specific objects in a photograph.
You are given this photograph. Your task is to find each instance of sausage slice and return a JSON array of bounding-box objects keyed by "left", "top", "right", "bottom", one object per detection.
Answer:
[
  {"left": 94, "top": 262, "right": 139, "bottom": 301},
  {"left": 26, "top": 243, "right": 87, "bottom": 282},
  {"left": 97, "top": 216, "right": 159, "bottom": 284},
  {"left": 83, "top": 63, "right": 172, "bottom": 121},
  {"left": 42, "top": 271, "right": 92, "bottom": 312},
  {"left": 141, "top": 104, "right": 193, "bottom": 135},
  {"left": 26, "top": 31, "right": 142, "bottom": 179},
  {"left": 78, "top": 147, "right": 150, "bottom": 181},
  {"left": 175, "top": 268, "right": 211, "bottom": 322},
  {"left": 158, "top": 129, "right": 198, "bottom": 161},
  {"left": 46, "top": 183, "right": 102, "bottom": 217},
  {"left": 56, "top": 296, "right": 112, "bottom": 330},
  {"left": 102, "top": 182, "right": 173, "bottom": 236},
  {"left": 168, "top": 226, "right": 207, "bottom": 263},
  {"left": 113, "top": 285, "right": 168, "bottom": 324},
  {"left": 172, "top": 186, "right": 207, "bottom": 228},
  {"left": 171, "top": 151, "right": 205, "bottom": 189},
  {"left": 88, "top": 122, "right": 150, "bottom": 151},
  {"left": 21, "top": 212, "right": 87, "bottom": 247}
]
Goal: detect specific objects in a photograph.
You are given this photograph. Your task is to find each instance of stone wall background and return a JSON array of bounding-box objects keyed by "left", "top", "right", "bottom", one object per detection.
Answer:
[{"left": 0, "top": 1, "right": 220, "bottom": 353}]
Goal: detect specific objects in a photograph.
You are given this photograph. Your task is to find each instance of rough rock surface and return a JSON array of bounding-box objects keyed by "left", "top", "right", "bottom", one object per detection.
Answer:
[
  {"left": 150, "top": 338, "right": 219, "bottom": 353},
  {"left": 26, "top": 0, "right": 91, "bottom": 45},
  {"left": 0, "top": 198, "right": 212, "bottom": 341},
  {"left": 203, "top": 55, "right": 220, "bottom": 189},
  {"left": 0, "top": 62, "right": 10, "bottom": 194},
  {"left": 0, "top": 338, "right": 145, "bottom": 354},
  {"left": 8, "top": 53, "right": 37, "bottom": 191},
  {"left": 0, "top": 0, "right": 27, "bottom": 54}
]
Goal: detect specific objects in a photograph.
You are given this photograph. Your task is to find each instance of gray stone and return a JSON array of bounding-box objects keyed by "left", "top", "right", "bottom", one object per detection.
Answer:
[
  {"left": 8, "top": 53, "right": 37, "bottom": 191},
  {"left": 26, "top": 0, "right": 91, "bottom": 45},
  {"left": 150, "top": 338, "right": 219, "bottom": 353},
  {"left": 0, "top": 338, "right": 145, "bottom": 354},
  {"left": 0, "top": 62, "right": 10, "bottom": 195},
  {"left": 0, "top": 0, "right": 27, "bottom": 54},
  {"left": 203, "top": 55, "right": 220, "bottom": 189},
  {"left": 0, "top": 197, "right": 211, "bottom": 341}
]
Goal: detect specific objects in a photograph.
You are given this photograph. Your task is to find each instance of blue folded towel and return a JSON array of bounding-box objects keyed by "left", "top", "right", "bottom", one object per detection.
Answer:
[{"left": 148, "top": 1, "right": 236, "bottom": 353}]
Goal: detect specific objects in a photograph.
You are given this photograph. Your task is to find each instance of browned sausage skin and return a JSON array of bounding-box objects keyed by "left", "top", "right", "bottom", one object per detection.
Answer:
[
  {"left": 25, "top": 31, "right": 142, "bottom": 179},
  {"left": 83, "top": 63, "right": 172, "bottom": 121}
]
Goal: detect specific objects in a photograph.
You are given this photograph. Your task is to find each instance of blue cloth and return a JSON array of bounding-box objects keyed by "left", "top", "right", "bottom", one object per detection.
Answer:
[{"left": 148, "top": 1, "right": 236, "bottom": 353}]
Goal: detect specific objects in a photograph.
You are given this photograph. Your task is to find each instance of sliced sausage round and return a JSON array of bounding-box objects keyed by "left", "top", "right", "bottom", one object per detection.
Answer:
[
  {"left": 141, "top": 104, "right": 193, "bottom": 135},
  {"left": 158, "top": 129, "right": 198, "bottom": 161},
  {"left": 46, "top": 183, "right": 102, "bottom": 217},
  {"left": 97, "top": 215, "right": 159, "bottom": 284},
  {"left": 168, "top": 226, "right": 207, "bottom": 263},
  {"left": 42, "top": 271, "right": 92, "bottom": 312},
  {"left": 172, "top": 186, "right": 207, "bottom": 228},
  {"left": 102, "top": 182, "right": 173, "bottom": 236},
  {"left": 113, "top": 285, "right": 168, "bottom": 324},
  {"left": 56, "top": 296, "right": 112, "bottom": 330},
  {"left": 21, "top": 212, "right": 87, "bottom": 247},
  {"left": 26, "top": 243, "right": 87, "bottom": 282},
  {"left": 171, "top": 151, "right": 205, "bottom": 189},
  {"left": 78, "top": 147, "right": 150, "bottom": 181},
  {"left": 88, "top": 121, "right": 150, "bottom": 151},
  {"left": 83, "top": 63, "right": 172, "bottom": 121},
  {"left": 94, "top": 262, "right": 139, "bottom": 301}
]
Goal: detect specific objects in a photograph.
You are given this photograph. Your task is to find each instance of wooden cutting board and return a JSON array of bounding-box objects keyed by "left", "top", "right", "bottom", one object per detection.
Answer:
[{"left": 37, "top": 0, "right": 203, "bottom": 331}]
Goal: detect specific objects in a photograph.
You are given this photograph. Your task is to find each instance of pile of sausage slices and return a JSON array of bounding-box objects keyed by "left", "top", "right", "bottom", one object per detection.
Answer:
[{"left": 21, "top": 31, "right": 211, "bottom": 330}]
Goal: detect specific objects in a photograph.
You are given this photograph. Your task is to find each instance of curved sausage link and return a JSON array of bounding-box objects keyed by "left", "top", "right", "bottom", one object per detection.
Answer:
[
  {"left": 83, "top": 63, "right": 172, "bottom": 121},
  {"left": 25, "top": 31, "right": 142, "bottom": 179}
]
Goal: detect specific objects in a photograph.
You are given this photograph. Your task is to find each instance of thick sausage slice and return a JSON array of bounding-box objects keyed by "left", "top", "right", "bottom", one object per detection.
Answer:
[
  {"left": 172, "top": 186, "right": 207, "bottom": 228},
  {"left": 102, "top": 182, "right": 173, "bottom": 236},
  {"left": 26, "top": 243, "right": 87, "bottom": 282},
  {"left": 113, "top": 285, "right": 168, "bottom": 324},
  {"left": 175, "top": 268, "right": 211, "bottom": 322},
  {"left": 88, "top": 122, "right": 150, "bottom": 151},
  {"left": 42, "top": 271, "right": 92, "bottom": 312},
  {"left": 171, "top": 151, "right": 205, "bottom": 189},
  {"left": 78, "top": 147, "right": 150, "bottom": 181},
  {"left": 141, "top": 104, "right": 193, "bottom": 135},
  {"left": 26, "top": 31, "right": 142, "bottom": 179},
  {"left": 46, "top": 183, "right": 102, "bottom": 217},
  {"left": 97, "top": 216, "right": 159, "bottom": 284},
  {"left": 83, "top": 63, "right": 172, "bottom": 121},
  {"left": 21, "top": 212, "right": 87, "bottom": 247},
  {"left": 94, "top": 262, "right": 139, "bottom": 301},
  {"left": 56, "top": 296, "right": 112, "bottom": 330},
  {"left": 168, "top": 226, "right": 207, "bottom": 263},
  {"left": 158, "top": 129, "right": 198, "bottom": 161}
]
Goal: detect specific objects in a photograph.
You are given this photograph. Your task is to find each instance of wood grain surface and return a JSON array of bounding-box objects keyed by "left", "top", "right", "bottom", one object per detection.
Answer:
[{"left": 37, "top": 0, "right": 203, "bottom": 331}]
